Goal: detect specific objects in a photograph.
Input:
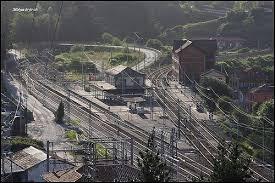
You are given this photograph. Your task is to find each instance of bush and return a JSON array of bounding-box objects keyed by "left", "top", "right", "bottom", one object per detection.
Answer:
[
  {"left": 101, "top": 32, "right": 114, "bottom": 44},
  {"left": 70, "top": 44, "right": 85, "bottom": 52},
  {"left": 112, "top": 37, "right": 123, "bottom": 46},
  {"left": 3, "top": 136, "right": 45, "bottom": 152},
  {"left": 65, "top": 130, "right": 77, "bottom": 140},
  {"left": 218, "top": 96, "right": 233, "bottom": 114},
  {"left": 146, "top": 39, "right": 163, "bottom": 50},
  {"left": 237, "top": 47, "right": 250, "bottom": 53},
  {"left": 200, "top": 77, "right": 233, "bottom": 99}
]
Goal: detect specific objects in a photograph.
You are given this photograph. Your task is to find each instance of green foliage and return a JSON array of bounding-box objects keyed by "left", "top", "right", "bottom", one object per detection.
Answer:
[
  {"left": 137, "top": 130, "right": 171, "bottom": 182},
  {"left": 112, "top": 37, "right": 123, "bottom": 46},
  {"left": 218, "top": 96, "right": 233, "bottom": 114},
  {"left": 210, "top": 141, "right": 253, "bottom": 182},
  {"left": 70, "top": 44, "right": 85, "bottom": 52},
  {"left": 200, "top": 77, "right": 233, "bottom": 99},
  {"left": 109, "top": 52, "right": 140, "bottom": 67},
  {"left": 237, "top": 47, "right": 250, "bottom": 53},
  {"left": 68, "top": 119, "right": 80, "bottom": 126},
  {"left": 65, "top": 130, "right": 77, "bottom": 140},
  {"left": 55, "top": 100, "right": 65, "bottom": 124},
  {"left": 146, "top": 39, "right": 163, "bottom": 50},
  {"left": 252, "top": 102, "right": 262, "bottom": 115},
  {"left": 219, "top": 54, "right": 274, "bottom": 83},
  {"left": 256, "top": 99, "right": 274, "bottom": 121},
  {"left": 101, "top": 32, "right": 114, "bottom": 44},
  {"left": 3, "top": 136, "right": 45, "bottom": 152}
]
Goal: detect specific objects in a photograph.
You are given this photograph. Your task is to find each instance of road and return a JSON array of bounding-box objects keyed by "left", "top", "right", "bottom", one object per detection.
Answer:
[{"left": 58, "top": 43, "right": 161, "bottom": 72}]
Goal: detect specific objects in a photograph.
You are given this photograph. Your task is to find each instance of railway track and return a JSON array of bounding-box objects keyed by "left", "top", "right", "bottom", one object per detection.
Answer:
[
  {"left": 19, "top": 63, "right": 206, "bottom": 181},
  {"left": 27, "top": 59, "right": 215, "bottom": 178},
  {"left": 148, "top": 66, "right": 274, "bottom": 182}
]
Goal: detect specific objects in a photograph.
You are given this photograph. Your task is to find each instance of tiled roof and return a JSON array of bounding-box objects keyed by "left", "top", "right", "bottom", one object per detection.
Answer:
[
  {"left": 94, "top": 164, "right": 140, "bottom": 182},
  {"left": 42, "top": 167, "right": 82, "bottom": 182},
  {"left": 105, "top": 65, "right": 127, "bottom": 76},
  {"left": 173, "top": 39, "right": 217, "bottom": 55},
  {"left": 1, "top": 158, "right": 24, "bottom": 175},
  {"left": 11, "top": 146, "right": 47, "bottom": 171}
]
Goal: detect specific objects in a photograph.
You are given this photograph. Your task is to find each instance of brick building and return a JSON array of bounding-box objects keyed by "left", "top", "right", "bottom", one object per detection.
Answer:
[
  {"left": 230, "top": 68, "right": 269, "bottom": 91},
  {"left": 172, "top": 39, "right": 217, "bottom": 85},
  {"left": 245, "top": 84, "right": 274, "bottom": 111}
]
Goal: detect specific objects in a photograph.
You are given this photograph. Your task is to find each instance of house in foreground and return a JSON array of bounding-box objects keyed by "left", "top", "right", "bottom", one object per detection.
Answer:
[{"left": 1, "top": 146, "right": 75, "bottom": 182}]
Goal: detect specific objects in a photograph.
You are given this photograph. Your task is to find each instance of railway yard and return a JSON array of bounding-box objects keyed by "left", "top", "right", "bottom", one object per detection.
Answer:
[{"left": 2, "top": 46, "right": 274, "bottom": 182}]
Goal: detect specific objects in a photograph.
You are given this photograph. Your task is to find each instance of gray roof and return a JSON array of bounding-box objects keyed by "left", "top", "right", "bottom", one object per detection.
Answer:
[
  {"left": 9, "top": 146, "right": 47, "bottom": 171},
  {"left": 1, "top": 158, "right": 25, "bottom": 175},
  {"left": 174, "top": 39, "right": 217, "bottom": 55},
  {"left": 105, "top": 65, "right": 127, "bottom": 76}
]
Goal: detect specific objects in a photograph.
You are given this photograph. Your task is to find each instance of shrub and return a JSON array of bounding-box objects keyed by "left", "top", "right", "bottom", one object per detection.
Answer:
[
  {"left": 3, "top": 136, "right": 45, "bottom": 152},
  {"left": 70, "top": 44, "right": 85, "bottom": 52},
  {"left": 101, "top": 32, "right": 114, "bottom": 44},
  {"left": 146, "top": 39, "right": 163, "bottom": 50},
  {"left": 112, "top": 37, "right": 123, "bottom": 46},
  {"left": 218, "top": 96, "right": 233, "bottom": 114},
  {"left": 237, "top": 47, "right": 250, "bottom": 53},
  {"left": 65, "top": 130, "right": 77, "bottom": 140}
]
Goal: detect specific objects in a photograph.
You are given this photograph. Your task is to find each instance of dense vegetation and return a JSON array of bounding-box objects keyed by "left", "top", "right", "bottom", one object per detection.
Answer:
[
  {"left": 2, "top": 136, "right": 45, "bottom": 152},
  {"left": 2, "top": 1, "right": 235, "bottom": 46},
  {"left": 161, "top": 5, "right": 273, "bottom": 48},
  {"left": 215, "top": 54, "right": 274, "bottom": 84}
]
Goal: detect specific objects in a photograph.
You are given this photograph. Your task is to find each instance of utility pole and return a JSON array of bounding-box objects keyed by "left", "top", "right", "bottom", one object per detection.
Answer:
[
  {"left": 262, "top": 120, "right": 265, "bottom": 163},
  {"left": 161, "top": 130, "right": 165, "bottom": 156},
  {"left": 89, "top": 102, "right": 92, "bottom": 139},
  {"left": 150, "top": 88, "right": 154, "bottom": 120},
  {"left": 82, "top": 63, "right": 84, "bottom": 90},
  {"left": 177, "top": 99, "right": 181, "bottom": 139}
]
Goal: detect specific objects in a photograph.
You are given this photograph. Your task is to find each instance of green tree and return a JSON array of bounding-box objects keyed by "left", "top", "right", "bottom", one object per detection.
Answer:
[
  {"left": 252, "top": 102, "right": 262, "bottom": 115},
  {"left": 256, "top": 99, "right": 274, "bottom": 121},
  {"left": 200, "top": 77, "right": 233, "bottom": 99},
  {"left": 55, "top": 100, "right": 64, "bottom": 124},
  {"left": 218, "top": 96, "right": 233, "bottom": 114},
  {"left": 146, "top": 39, "right": 163, "bottom": 50},
  {"left": 101, "top": 32, "right": 114, "bottom": 44},
  {"left": 137, "top": 129, "right": 171, "bottom": 182},
  {"left": 70, "top": 44, "right": 85, "bottom": 52},
  {"left": 112, "top": 37, "right": 123, "bottom": 46},
  {"left": 210, "top": 141, "right": 253, "bottom": 182}
]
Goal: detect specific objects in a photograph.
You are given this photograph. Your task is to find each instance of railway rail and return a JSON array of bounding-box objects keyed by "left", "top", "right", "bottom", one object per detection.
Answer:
[{"left": 148, "top": 66, "right": 274, "bottom": 182}]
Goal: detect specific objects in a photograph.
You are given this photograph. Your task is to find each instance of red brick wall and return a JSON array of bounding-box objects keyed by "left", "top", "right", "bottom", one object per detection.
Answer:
[
  {"left": 178, "top": 46, "right": 205, "bottom": 82},
  {"left": 247, "top": 92, "right": 273, "bottom": 103}
]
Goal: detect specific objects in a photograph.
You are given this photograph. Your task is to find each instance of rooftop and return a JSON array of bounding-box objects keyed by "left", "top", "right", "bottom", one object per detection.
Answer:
[
  {"left": 105, "top": 65, "right": 127, "bottom": 76},
  {"left": 92, "top": 81, "right": 117, "bottom": 91},
  {"left": 42, "top": 167, "right": 82, "bottom": 182},
  {"left": 10, "top": 146, "right": 47, "bottom": 171},
  {"left": 174, "top": 39, "right": 217, "bottom": 55}
]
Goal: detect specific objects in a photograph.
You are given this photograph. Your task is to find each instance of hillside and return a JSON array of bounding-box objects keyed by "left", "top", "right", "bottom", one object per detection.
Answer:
[{"left": 160, "top": 7, "right": 274, "bottom": 48}]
